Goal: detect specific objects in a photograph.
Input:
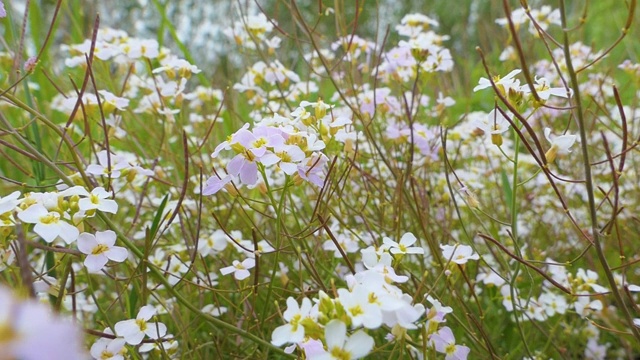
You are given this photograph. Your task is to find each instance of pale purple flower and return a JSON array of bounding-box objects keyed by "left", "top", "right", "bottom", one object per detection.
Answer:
[
  {"left": 429, "top": 326, "right": 470, "bottom": 360},
  {"left": 202, "top": 174, "right": 233, "bottom": 196}
]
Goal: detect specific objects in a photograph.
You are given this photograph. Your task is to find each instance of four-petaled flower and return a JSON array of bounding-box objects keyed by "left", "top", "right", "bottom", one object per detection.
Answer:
[
  {"left": 440, "top": 244, "right": 479, "bottom": 265},
  {"left": 382, "top": 232, "right": 424, "bottom": 255},
  {"left": 114, "top": 305, "right": 167, "bottom": 345},
  {"left": 77, "top": 230, "right": 128, "bottom": 273},
  {"left": 220, "top": 258, "right": 255, "bottom": 280},
  {"left": 17, "top": 204, "right": 79, "bottom": 244}
]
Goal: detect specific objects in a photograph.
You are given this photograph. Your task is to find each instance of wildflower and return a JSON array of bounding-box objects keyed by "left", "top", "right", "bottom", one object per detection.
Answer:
[
  {"left": 220, "top": 258, "right": 255, "bottom": 280},
  {"left": 86, "top": 151, "right": 130, "bottom": 178},
  {"left": 309, "top": 320, "right": 374, "bottom": 360},
  {"left": 78, "top": 187, "right": 118, "bottom": 214},
  {"left": 337, "top": 285, "right": 383, "bottom": 329},
  {"left": 544, "top": 127, "right": 577, "bottom": 163},
  {"left": 0, "top": 2, "right": 5, "bottom": 18},
  {"left": 382, "top": 232, "right": 424, "bottom": 255},
  {"left": 471, "top": 109, "right": 511, "bottom": 146},
  {"left": 77, "top": 230, "right": 128, "bottom": 273},
  {"left": 473, "top": 69, "right": 521, "bottom": 93},
  {"left": 0, "top": 191, "right": 21, "bottom": 215},
  {"left": 90, "top": 335, "right": 126, "bottom": 360},
  {"left": 525, "top": 76, "right": 570, "bottom": 101},
  {"left": 17, "top": 204, "right": 79, "bottom": 244},
  {"left": 202, "top": 174, "right": 233, "bottom": 196},
  {"left": 440, "top": 244, "right": 479, "bottom": 264},
  {"left": 271, "top": 297, "right": 316, "bottom": 346},
  {"left": 114, "top": 305, "right": 167, "bottom": 345},
  {"left": 24, "top": 57, "right": 38, "bottom": 72},
  {"left": 575, "top": 269, "right": 608, "bottom": 293},
  {"left": 429, "top": 326, "right": 470, "bottom": 360},
  {"left": 197, "top": 229, "right": 230, "bottom": 256}
]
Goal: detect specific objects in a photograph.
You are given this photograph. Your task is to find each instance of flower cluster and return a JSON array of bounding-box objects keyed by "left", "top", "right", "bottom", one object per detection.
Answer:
[
  {"left": 270, "top": 232, "right": 469, "bottom": 359},
  {"left": 203, "top": 99, "right": 355, "bottom": 195}
]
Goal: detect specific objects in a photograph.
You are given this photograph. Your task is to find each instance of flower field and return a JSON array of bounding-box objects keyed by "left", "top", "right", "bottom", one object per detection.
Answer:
[{"left": 0, "top": 0, "right": 639, "bottom": 359}]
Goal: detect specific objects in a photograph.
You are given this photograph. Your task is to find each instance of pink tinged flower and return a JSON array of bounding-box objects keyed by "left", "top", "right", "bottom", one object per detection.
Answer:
[
  {"left": 17, "top": 204, "right": 79, "bottom": 244},
  {"left": 90, "top": 337, "right": 126, "bottom": 360},
  {"left": 426, "top": 295, "right": 453, "bottom": 323},
  {"left": 220, "top": 258, "right": 255, "bottom": 280},
  {"left": 0, "top": 2, "right": 5, "bottom": 18},
  {"left": 440, "top": 244, "right": 479, "bottom": 265},
  {"left": 311, "top": 320, "right": 374, "bottom": 360},
  {"left": 271, "top": 297, "right": 314, "bottom": 346},
  {"left": 382, "top": 232, "right": 424, "bottom": 255},
  {"left": 114, "top": 305, "right": 167, "bottom": 345},
  {"left": 298, "top": 153, "right": 328, "bottom": 187},
  {"left": 77, "top": 230, "right": 128, "bottom": 273},
  {"left": 24, "top": 56, "right": 38, "bottom": 72},
  {"left": 202, "top": 174, "right": 233, "bottom": 196},
  {"left": 301, "top": 339, "right": 326, "bottom": 358},
  {"left": 78, "top": 187, "right": 118, "bottom": 214},
  {"left": 227, "top": 153, "right": 259, "bottom": 186},
  {"left": 429, "top": 326, "right": 470, "bottom": 360}
]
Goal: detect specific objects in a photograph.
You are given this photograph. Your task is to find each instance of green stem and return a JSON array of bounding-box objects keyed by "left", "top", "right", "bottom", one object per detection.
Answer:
[{"left": 559, "top": 0, "right": 640, "bottom": 342}]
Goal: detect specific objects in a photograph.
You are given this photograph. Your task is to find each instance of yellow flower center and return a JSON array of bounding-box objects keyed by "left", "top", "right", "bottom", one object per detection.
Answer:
[{"left": 91, "top": 244, "right": 110, "bottom": 255}]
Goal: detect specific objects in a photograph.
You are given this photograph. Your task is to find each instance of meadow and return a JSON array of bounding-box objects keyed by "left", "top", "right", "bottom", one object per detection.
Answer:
[{"left": 0, "top": 0, "right": 639, "bottom": 359}]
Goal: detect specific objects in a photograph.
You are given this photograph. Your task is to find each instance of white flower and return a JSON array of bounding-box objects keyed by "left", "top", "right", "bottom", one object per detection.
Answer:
[
  {"left": 440, "top": 244, "right": 479, "bottom": 264},
  {"left": 78, "top": 187, "right": 118, "bottom": 214},
  {"left": 114, "top": 305, "right": 167, "bottom": 345},
  {"left": 337, "top": 285, "right": 383, "bottom": 329},
  {"left": 220, "top": 258, "right": 255, "bottom": 280},
  {"left": 472, "top": 109, "right": 511, "bottom": 146},
  {"left": 309, "top": 320, "right": 374, "bottom": 360},
  {"left": 382, "top": 232, "right": 424, "bottom": 255},
  {"left": 86, "top": 151, "right": 130, "bottom": 178},
  {"left": 90, "top": 336, "right": 126, "bottom": 360},
  {"left": 271, "top": 297, "right": 316, "bottom": 346},
  {"left": 473, "top": 69, "right": 521, "bottom": 93},
  {"left": 77, "top": 231, "right": 128, "bottom": 273},
  {"left": 544, "top": 127, "right": 577, "bottom": 163},
  {"left": 17, "top": 204, "right": 79, "bottom": 244},
  {"left": 0, "top": 191, "right": 21, "bottom": 214}
]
